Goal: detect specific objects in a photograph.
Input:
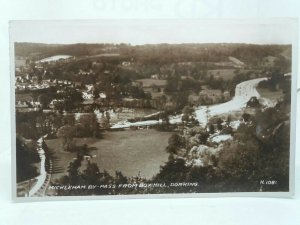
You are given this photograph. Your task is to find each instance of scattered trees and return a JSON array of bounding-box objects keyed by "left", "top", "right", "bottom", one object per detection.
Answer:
[
  {"left": 56, "top": 125, "right": 76, "bottom": 151},
  {"left": 77, "top": 114, "right": 100, "bottom": 138},
  {"left": 56, "top": 87, "right": 83, "bottom": 112},
  {"left": 16, "top": 136, "right": 40, "bottom": 182},
  {"left": 38, "top": 94, "right": 52, "bottom": 109}
]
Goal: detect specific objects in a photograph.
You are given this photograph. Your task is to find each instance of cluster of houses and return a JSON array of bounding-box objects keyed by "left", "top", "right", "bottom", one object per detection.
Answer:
[
  {"left": 16, "top": 99, "right": 68, "bottom": 112},
  {"left": 16, "top": 100, "right": 42, "bottom": 112},
  {"left": 15, "top": 73, "right": 79, "bottom": 91},
  {"left": 150, "top": 74, "right": 168, "bottom": 80},
  {"left": 82, "top": 84, "right": 107, "bottom": 102},
  {"left": 77, "top": 69, "right": 94, "bottom": 76}
]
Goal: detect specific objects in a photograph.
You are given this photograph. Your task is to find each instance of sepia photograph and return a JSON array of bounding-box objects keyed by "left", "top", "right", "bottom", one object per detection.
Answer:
[{"left": 10, "top": 19, "right": 297, "bottom": 200}]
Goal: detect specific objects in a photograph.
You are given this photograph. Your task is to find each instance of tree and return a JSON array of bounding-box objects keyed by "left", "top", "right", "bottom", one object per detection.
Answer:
[
  {"left": 182, "top": 105, "right": 193, "bottom": 115},
  {"left": 166, "top": 145, "right": 179, "bottom": 154},
  {"left": 67, "top": 158, "right": 82, "bottom": 185},
  {"left": 58, "top": 87, "right": 83, "bottom": 111},
  {"left": 226, "top": 115, "right": 232, "bottom": 125},
  {"left": 168, "top": 133, "right": 183, "bottom": 147},
  {"left": 216, "top": 102, "right": 290, "bottom": 192},
  {"left": 115, "top": 171, "right": 128, "bottom": 185},
  {"left": 209, "top": 124, "right": 215, "bottom": 134},
  {"left": 216, "top": 118, "right": 223, "bottom": 131},
  {"left": 182, "top": 114, "right": 189, "bottom": 123},
  {"left": 242, "top": 113, "right": 251, "bottom": 122},
  {"left": 166, "top": 133, "right": 185, "bottom": 154},
  {"left": 158, "top": 111, "right": 169, "bottom": 124},
  {"left": 83, "top": 162, "right": 100, "bottom": 185},
  {"left": 38, "top": 94, "right": 52, "bottom": 109},
  {"left": 100, "top": 114, "right": 110, "bottom": 129},
  {"left": 105, "top": 111, "right": 111, "bottom": 123},
  {"left": 36, "top": 114, "right": 52, "bottom": 134},
  {"left": 93, "top": 86, "right": 100, "bottom": 100},
  {"left": 17, "top": 122, "right": 38, "bottom": 139},
  {"left": 246, "top": 97, "right": 260, "bottom": 108},
  {"left": 154, "top": 158, "right": 189, "bottom": 183},
  {"left": 217, "top": 138, "right": 261, "bottom": 191},
  {"left": 56, "top": 125, "right": 76, "bottom": 151},
  {"left": 16, "top": 136, "right": 39, "bottom": 182},
  {"left": 78, "top": 114, "right": 99, "bottom": 137},
  {"left": 62, "top": 114, "right": 75, "bottom": 126},
  {"left": 16, "top": 111, "right": 40, "bottom": 139},
  {"left": 49, "top": 113, "right": 63, "bottom": 131},
  {"left": 165, "top": 74, "right": 180, "bottom": 93}
]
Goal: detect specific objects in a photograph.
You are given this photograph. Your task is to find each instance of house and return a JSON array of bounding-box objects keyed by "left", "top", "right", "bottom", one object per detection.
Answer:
[
  {"left": 104, "top": 70, "right": 110, "bottom": 75},
  {"left": 64, "top": 80, "right": 71, "bottom": 85},
  {"left": 180, "top": 75, "right": 194, "bottom": 80},
  {"left": 73, "top": 81, "right": 83, "bottom": 88},
  {"left": 16, "top": 101, "right": 28, "bottom": 108},
  {"left": 49, "top": 99, "right": 64, "bottom": 109},
  {"left": 284, "top": 73, "right": 291, "bottom": 81},
  {"left": 99, "top": 93, "right": 106, "bottom": 99},
  {"left": 30, "top": 101, "right": 41, "bottom": 108},
  {"left": 151, "top": 74, "right": 159, "bottom": 79},
  {"left": 35, "top": 65, "right": 44, "bottom": 70},
  {"left": 82, "top": 99, "right": 94, "bottom": 105},
  {"left": 78, "top": 69, "right": 93, "bottom": 76},
  {"left": 122, "top": 61, "right": 131, "bottom": 67}
]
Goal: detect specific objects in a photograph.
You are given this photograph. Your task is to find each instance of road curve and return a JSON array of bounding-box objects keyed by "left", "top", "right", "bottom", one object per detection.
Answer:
[
  {"left": 111, "top": 77, "right": 268, "bottom": 129},
  {"left": 194, "top": 77, "right": 268, "bottom": 126},
  {"left": 28, "top": 135, "right": 49, "bottom": 197}
]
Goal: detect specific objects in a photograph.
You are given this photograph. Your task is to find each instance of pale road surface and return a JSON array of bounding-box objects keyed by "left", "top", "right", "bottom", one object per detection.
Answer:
[
  {"left": 28, "top": 135, "right": 48, "bottom": 197},
  {"left": 111, "top": 77, "right": 269, "bottom": 129},
  {"left": 194, "top": 77, "right": 269, "bottom": 126}
]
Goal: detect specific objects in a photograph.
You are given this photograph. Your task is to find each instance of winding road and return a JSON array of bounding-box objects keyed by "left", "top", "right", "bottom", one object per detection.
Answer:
[
  {"left": 28, "top": 134, "right": 51, "bottom": 197},
  {"left": 194, "top": 77, "right": 268, "bottom": 126},
  {"left": 111, "top": 77, "right": 269, "bottom": 129}
]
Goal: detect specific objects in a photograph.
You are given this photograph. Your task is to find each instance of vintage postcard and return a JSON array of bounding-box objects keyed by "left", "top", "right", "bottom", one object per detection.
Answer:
[{"left": 10, "top": 19, "right": 297, "bottom": 201}]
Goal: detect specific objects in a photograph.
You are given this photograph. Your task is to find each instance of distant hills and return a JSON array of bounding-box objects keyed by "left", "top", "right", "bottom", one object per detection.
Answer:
[{"left": 14, "top": 42, "right": 291, "bottom": 67}]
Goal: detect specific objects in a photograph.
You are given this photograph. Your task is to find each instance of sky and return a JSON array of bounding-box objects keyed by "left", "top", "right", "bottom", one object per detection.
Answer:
[{"left": 9, "top": 19, "right": 297, "bottom": 45}]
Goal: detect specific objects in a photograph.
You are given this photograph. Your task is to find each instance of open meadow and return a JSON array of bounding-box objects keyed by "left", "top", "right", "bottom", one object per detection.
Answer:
[{"left": 45, "top": 129, "right": 172, "bottom": 180}]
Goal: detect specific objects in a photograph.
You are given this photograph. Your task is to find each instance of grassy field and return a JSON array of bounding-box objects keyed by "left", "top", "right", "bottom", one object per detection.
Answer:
[
  {"left": 77, "top": 108, "right": 158, "bottom": 124},
  {"left": 135, "top": 78, "right": 167, "bottom": 99},
  {"left": 257, "top": 87, "right": 284, "bottom": 102},
  {"left": 15, "top": 58, "right": 26, "bottom": 68},
  {"left": 111, "top": 108, "right": 157, "bottom": 123},
  {"left": 15, "top": 93, "right": 34, "bottom": 102},
  {"left": 46, "top": 129, "right": 172, "bottom": 180},
  {"left": 45, "top": 140, "right": 78, "bottom": 180},
  {"left": 207, "top": 69, "right": 255, "bottom": 81},
  {"left": 149, "top": 91, "right": 165, "bottom": 99}
]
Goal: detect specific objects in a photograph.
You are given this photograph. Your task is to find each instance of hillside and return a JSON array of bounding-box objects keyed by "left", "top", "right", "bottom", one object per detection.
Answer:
[{"left": 15, "top": 42, "right": 291, "bottom": 67}]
